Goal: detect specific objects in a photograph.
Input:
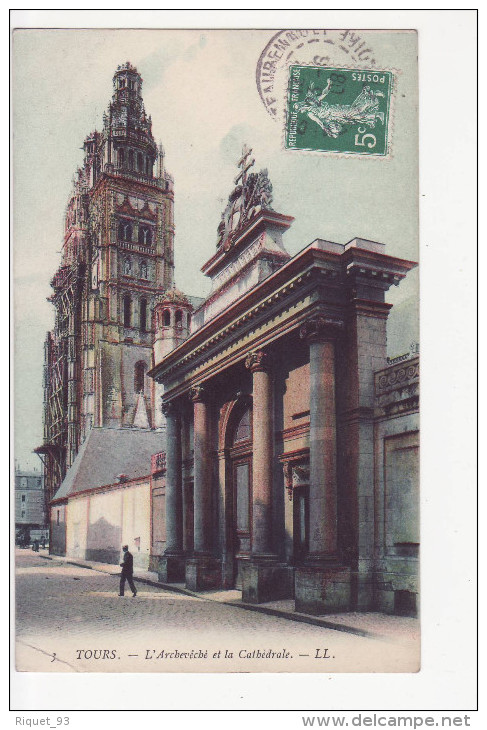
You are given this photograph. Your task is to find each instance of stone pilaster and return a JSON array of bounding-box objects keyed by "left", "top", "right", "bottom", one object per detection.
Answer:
[{"left": 158, "top": 400, "right": 185, "bottom": 582}]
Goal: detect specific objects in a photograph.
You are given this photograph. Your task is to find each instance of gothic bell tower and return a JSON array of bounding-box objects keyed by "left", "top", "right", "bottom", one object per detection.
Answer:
[
  {"left": 39, "top": 62, "right": 175, "bottom": 500},
  {"left": 84, "top": 62, "right": 175, "bottom": 435}
]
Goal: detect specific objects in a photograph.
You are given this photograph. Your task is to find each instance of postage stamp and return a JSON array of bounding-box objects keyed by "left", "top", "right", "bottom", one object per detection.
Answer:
[{"left": 285, "top": 65, "right": 393, "bottom": 155}]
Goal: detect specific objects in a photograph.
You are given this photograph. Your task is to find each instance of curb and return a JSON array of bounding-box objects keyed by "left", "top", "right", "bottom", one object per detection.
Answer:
[{"left": 38, "top": 553, "right": 381, "bottom": 640}]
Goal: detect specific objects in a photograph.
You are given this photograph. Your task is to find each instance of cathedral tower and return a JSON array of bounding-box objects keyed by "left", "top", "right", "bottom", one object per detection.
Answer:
[{"left": 38, "top": 63, "right": 174, "bottom": 501}]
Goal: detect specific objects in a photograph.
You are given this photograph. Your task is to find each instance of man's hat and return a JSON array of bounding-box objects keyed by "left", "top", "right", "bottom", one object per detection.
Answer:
[{"left": 122, "top": 544, "right": 128, "bottom": 550}]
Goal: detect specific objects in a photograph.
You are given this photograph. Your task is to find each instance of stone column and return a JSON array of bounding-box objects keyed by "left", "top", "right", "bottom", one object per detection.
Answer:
[
  {"left": 241, "top": 349, "right": 293, "bottom": 603},
  {"left": 163, "top": 401, "right": 182, "bottom": 553},
  {"left": 158, "top": 400, "right": 185, "bottom": 582},
  {"left": 299, "top": 316, "right": 342, "bottom": 561},
  {"left": 185, "top": 385, "right": 221, "bottom": 590},
  {"left": 245, "top": 350, "right": 274, "bottom": 558},
  {"left": 190, "top": 385, "right": 212, "bottom": 555},
  {"left": 294, "top": 315, "right": 351, "bottom": 615}
]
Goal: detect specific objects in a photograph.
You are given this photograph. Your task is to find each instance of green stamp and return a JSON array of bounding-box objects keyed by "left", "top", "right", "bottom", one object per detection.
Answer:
[{"left": 285, "top": 65, "right": 393, "bottom": 156}]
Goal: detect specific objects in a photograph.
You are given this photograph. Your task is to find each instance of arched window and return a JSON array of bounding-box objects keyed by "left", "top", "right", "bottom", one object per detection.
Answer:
[
  {"left": 146, "top": 157, "right": 151, "bottom": 176},
  {"left": 119, "top": 220, "right": 132, "bottom": 242},
  {"left": 138, "top": 226, "right": 152, "bottom": 246},
  {"left": 175, "top": 310, "right": 183, "bottom": 328},
  {"left": 137, "top": 152, "right": 143, "bottom": 172},
  {"left": 163, "top": 309, "right": 171, "bottom": 327},
  {"left": 123, "top": 295, "right": 131, "bottom": 327},
  {"left": 128, "top": 149, "right": 134, "bottom": 170},
  {"left": 140, "top": 260, "right": 148, "bottom": 279},
  {"left": 123, "top": 258, "right": 132, "bottom": 275},
  {"left": 233, "top": 407, "right": 251, "bottom": 444},
  {"left": 134, "top": 361, "right": 146, "bottom": 393},
  {"left": 140, "top": 298, "right": 148, "bottom": 332},
  {"left": 118, "top": 148, "right": 125, "bottom": 168}
]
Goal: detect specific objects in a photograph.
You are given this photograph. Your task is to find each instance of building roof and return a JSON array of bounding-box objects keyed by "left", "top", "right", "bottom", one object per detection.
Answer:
[{"left": 52, "top": 428, "right": 164, "bottom": 501}]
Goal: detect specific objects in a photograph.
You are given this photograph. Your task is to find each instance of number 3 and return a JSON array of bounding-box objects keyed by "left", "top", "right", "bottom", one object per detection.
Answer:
[{"left": 354, "top": 126, "right": 376, "bottom": 149}]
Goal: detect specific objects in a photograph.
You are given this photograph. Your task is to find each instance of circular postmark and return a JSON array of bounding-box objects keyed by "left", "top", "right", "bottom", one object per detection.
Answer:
[{"left": 256, "top": 29, "right": 379, "bottom": 119}]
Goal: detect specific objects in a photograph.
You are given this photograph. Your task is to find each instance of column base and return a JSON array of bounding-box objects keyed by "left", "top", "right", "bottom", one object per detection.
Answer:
[
  {"left": 185, "top": 555, "right": 222, "bottom": 591},
  {"left": 295, "top": 565, "right": 351, "bottom": 615},
  {"left": 158, "top": 554, "right": 186, "bottom": 583},
  {"left": 241, "top": 560, "right": 294, "bottom": 604}
]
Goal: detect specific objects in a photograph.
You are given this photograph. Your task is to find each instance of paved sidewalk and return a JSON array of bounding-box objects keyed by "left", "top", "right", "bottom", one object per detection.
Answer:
[{"left": 40, "top": 552, "right": 419, "bottom": 645}]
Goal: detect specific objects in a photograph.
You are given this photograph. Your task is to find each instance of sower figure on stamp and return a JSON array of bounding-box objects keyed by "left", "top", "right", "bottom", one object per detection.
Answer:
[{"left": 119, "top": 545, "right": 137, "bottom": 597}]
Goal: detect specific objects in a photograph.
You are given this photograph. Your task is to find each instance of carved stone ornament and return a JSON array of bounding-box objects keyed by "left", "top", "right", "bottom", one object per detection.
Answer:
[
  {"left": 245, "top": 349, "right": 271, "bottom": 373},
  {"left": 160, "top": 399, "right": 175, "bottom": 416},
  {"left": 217, "top": 144, "right": 274, "bottom": 249},
  {"left": 282, "top": 460, "right": 310, "bottom": 501},
  {"left": 299, "top": 315, "right": 344, "bottom": 343},
  {"left": 189, "top": 385, "right": 206, "bottom": 403}
]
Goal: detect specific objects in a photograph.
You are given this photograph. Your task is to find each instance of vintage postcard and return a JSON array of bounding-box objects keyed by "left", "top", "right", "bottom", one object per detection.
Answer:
[{"left": 13, "top": 26, "right": 421, "bottom": 677}]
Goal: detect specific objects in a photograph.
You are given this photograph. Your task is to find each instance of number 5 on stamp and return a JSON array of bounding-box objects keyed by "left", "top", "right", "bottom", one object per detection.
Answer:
[{"left": 285, "top": 65, "right": 393, "bottom": 156}]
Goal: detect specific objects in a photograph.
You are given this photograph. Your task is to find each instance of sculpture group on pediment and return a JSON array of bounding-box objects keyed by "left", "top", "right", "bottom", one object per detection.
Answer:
[{"left": 217, "top": 145, "right": 274, "bottom": 250}]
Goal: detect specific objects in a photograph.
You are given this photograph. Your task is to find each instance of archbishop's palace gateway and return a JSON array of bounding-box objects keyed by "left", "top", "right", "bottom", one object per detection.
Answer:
[{"left": 38, "top": 63, "right": 419, "bottom": 617}]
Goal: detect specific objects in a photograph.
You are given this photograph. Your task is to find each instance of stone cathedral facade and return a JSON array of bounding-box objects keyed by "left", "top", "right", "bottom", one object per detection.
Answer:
[{"left": 43, "top": 64, "right": 419, "bottom": 616}]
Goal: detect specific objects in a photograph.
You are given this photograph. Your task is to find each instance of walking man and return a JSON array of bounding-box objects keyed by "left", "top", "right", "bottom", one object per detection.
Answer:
[{"left": 119, "top": 545, "right": 137, "bottom": 597}]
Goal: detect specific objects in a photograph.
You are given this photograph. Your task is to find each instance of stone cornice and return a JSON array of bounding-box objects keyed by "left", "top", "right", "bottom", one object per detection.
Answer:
[
  {"left": 149, "top": 249, "right": 342, "bottom": 383},
  {"left": 149, "top": 243, "right": 417, "bottom": 386},
  {"left": 202, "top": 210, "right": 294, "bottom": 278}
]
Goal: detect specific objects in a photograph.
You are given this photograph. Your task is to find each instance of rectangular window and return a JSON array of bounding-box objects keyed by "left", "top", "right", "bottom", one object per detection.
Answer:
[
  {"left": 57, "top": 510, "right": 60, "bottom": 526},
  {"left": 21, "top": 495, "right": 26, "bottom": 502}
]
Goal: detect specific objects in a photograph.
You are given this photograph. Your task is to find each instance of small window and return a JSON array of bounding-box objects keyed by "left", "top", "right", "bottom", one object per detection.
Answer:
[
  {"left": 123, "top": 295, "right": 131, "bottom": 327},
  {"left": 57, "top": 510, "right": 60, "bottom": 526},
  {"left": 137, "top": 152, "right": 143, "bottom": 172},
  {"left": 140, "top": 298, "right": 147, "bottom": 332},
  {"left": 175, "top": 309, "right": 183, "bottom": 327},
  {"left": 163, "top": 309, "right": 171, "bottom": 327},
  {"left": 134, "top": 361, "right": 146, "bottom": 393},
  {"left": 187, "top": 312, "right": 191, "bottom": 328},
  {"left": 118, "top": 148, "right": 125, "bottom": 168},
  {"left": 128, "top": 149, "right": 134, "bottom": 170},
  {"left": 21, "top": 495, "right": 26, "bottom": 502},
  {"left": 21, "top": 510, "right": 25, "bottom": 518}
]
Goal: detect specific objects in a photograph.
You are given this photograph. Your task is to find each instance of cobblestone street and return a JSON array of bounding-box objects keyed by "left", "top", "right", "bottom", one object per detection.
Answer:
[{"left": 15, "top": 549, "right": 419, "bottom": 673}]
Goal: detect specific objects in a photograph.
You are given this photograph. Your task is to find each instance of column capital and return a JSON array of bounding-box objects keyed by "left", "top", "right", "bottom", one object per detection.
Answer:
[
  {"left": 189, "top": 385, "right": 206, "bottom": 403},
  {"left": 245, "top": 349, "right": 271, "bottom": 373},
  {"left": 161, "top": 399, "right": 177, "bottom": 416},
  {"left": 299, "top": 315, "right": 344, "bottom": 344}
]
